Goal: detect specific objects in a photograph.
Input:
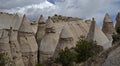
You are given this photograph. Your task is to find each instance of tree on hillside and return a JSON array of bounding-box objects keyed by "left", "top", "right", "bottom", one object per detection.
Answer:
[
  {"left": 55, "top": 36, "right": 103, "bottom": 65},
  {"left": 55, "top": 47, "right": 76, "bottom": 66},
  {"left": 75, "top": 36, "right": 103, "bottom": 63}
]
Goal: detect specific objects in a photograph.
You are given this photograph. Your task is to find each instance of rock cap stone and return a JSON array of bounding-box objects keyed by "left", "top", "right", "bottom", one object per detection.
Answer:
[
  {"left": 46, "top": 16, "right": 54, "bottom": 29},
  {"left": 38, "top": 15, "right": 46, "bottom": 24}
]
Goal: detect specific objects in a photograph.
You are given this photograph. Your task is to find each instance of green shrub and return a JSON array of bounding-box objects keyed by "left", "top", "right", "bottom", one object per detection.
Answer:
[
  {"left": 75, "top": 36, "right": 103, "bottom": 63},
  {"left": 55, "top": 47, "right": 76, "bottom": 66},
  {"left": 55, "top": 36, "right": 103, "bottom": 65},
  {"left": 117, "top": 27, "right": 120, "bottom": 34},
  {"left": 35, "top": 63, "right": 42, "bottom": 66},
  {"left": 0, "top": 53, "right": 8, "bottom": 66}
]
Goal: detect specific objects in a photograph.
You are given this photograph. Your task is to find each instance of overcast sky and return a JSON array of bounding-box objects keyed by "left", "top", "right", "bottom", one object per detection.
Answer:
[{"left": 0, "top": 0, "right": 120, "bottom": 27}]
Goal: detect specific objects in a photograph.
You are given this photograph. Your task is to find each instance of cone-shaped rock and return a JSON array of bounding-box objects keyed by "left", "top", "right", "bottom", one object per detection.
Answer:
[
  {"left": 38, "top": 15, "right": 46, "bottom": 24},
  {"left": 103, "top": 13, "right": 113, "bottom": 22},
  {"left": 36, "top": 15, "right": 46, "bottom": 62},
  {"left": 19, "top": 15, "right": 33, "bottom": 33},
  {"left": 9, "top": 27, "right": 25, "bottom": 66},
  {"left": 46, "top": 16, "right": 56, "bottom": 33},
  {"left": 40, "top": 22, "right": 64, "bottom": 64},
  {"left": 87, "top": 18, "right": 110, "bottom": 49},
  {"left": 115, "top": 12, "right": 120, "bottom": 30},
  {"left": 18, "top": 15, "right": 38, "bottom": 66},
  {"left": 36, "top": 15, "right": 46, "bottom": 44},
  {"left": 53, "top": 25, "right": 74, "bottom": 58},
  {"left": 102, "top": 13, "right": 116, "bottom": 40},
  {"left": 86, "top": 18, "right": 95, "bottom": 41}
]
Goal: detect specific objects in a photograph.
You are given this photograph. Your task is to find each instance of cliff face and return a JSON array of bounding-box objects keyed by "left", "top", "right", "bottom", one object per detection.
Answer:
[
  {"left": 0, "top": 13, "right": 38, "bottom": 66},
  {"left": 0, "top": 12, "right": 119, "bottom": 66}
]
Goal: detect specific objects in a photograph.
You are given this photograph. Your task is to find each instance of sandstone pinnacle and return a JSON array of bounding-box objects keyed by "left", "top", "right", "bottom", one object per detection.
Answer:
[
  {"left": 104, "top": 13, "right": 113, "bottom": 22},
  {"left": 38, "top": 15, "right": 46, "bottom": 24},
  {"left": 46, "top": 16, "right": 54, "bottom": 28},
  {"left": 115, "top": 12, "right": 120, "bottom": 29},
  {"left": 19, "top": 14, "right": 33, "bottom": 33}
]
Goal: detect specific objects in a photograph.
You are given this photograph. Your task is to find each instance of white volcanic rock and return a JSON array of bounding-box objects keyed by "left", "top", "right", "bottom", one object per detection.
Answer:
[
  {"left": 36, "top": 15, "right": 46, "bottom": 62},
  {"left": 87, "top": 18, "right": 110, "bottom": 49},
  {"left": 40, "top": 22, "right": 64, "bottom": 63},
  {"left": 9, "top": 27, "right": 25, "bottom": 66},
  {"left": 18, "top": 15, "right": 38, "bottom": 66},
  {"left": 0, "top": 29, "right": 13, "bottom": 66},
  {"left": 0, "top": 12, "right": 22, "bottom": 30},
  {"left": 53, "top": 24, "right": 75, "bottom": 58},
  {"left": 19, "top": 15, "right": 33, "bottom": 33},
  {"left": 102, "top": 13, "right": 116, "bottom": 40}
]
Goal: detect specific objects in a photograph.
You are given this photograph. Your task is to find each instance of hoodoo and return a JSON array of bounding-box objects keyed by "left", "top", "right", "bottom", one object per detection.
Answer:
[
  {"left": 53, "top": 25, "right": 74, "bottom": 58},
  {"left": 87, "top": 18, "right": 110, "bottom": 49},
  {"left": 36, "top": 15, "right": 46, "bottom": 62},
  {"left": 115, "top": 12, "right": 120, "bottom": 30},
  {"left": 102, "top": 13, "right": 116, "bottom": 40},
  {"left": 46, "top": 16, "right": 56, "bottom": 33},
  {"left": 36, "top": 15, "right": 46, "bottom": 45},
  {"left": 18, "top": 15, "right": 38, "bottom": 66}
]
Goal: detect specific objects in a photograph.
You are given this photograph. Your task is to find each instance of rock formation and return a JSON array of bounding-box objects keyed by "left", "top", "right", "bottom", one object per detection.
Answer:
[
  {"left": 87, "top": 18, "right": 110, "bottom": 49},
  {"left": 9, "top": 27, "right": 25, "bottom": 66},
  {"left": 18, "top": 15, "right": 38, "bottom": 66},
  {"left": 102, "top": 13, "right": 116, "bottom": 40},
  {"left": 40, "top": 16, "right": 59, "bottom": 63},
  {"left": 1, "top": 12, "right": 119, "bottom": 66},
  {"left": 36, "top": 15, "right": 46, "bottom": 45},
  {"left": 36, "top": 15, "right": 46, "bottom": 62},
  {"left": 0, "top": 29, "right": 13, "bottom": 66},
  {"left": 115, "top": 12, "right": 120, "bottom": 30},
  {"left": 53, "top": 25, "right": 75, "bottom": 58}
]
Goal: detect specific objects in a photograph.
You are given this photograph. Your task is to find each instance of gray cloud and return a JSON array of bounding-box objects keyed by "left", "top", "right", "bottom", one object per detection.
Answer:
[
  {"left": 0, "top": 0, "right": 45, "bottom": 9},
  {"left": 0, "top": 0, "right": 119, "bottom": 27}
]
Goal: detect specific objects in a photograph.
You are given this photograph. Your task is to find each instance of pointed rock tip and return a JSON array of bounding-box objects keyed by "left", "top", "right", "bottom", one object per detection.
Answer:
[
  {"left": 19, "top": 14, "right": 33, "bottom": 33},
  {"left": 116, "top": 12, "right": 120, "bottom": 20},
  {"left": 104, "top": 13, "right": 113, "bottom": 22},
  {"left": 46, "top": 16, "right": 54, "bottom": 28},
  {"left": 38, "top": 15, "right": 45, "bottom": 24}
]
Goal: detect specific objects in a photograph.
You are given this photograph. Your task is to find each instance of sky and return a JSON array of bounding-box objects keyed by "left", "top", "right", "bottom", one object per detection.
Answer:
[{"left": 0, "top": 0, "right": 120, "bottom": 27}]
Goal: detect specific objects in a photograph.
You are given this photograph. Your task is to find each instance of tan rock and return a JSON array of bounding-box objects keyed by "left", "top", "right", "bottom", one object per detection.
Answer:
[
  {"left": 53, "top": 24, "right": 75, "bottom": 58},
  {"left": 36, "top": 15, "right": 46, "bottom": 62},
  {"left": 46, "top": 16, "right": 56, "bottom": 33},
  {"left": 87, "top": 18, "right": 110, "bottom": 49},
  {"left": 36, "top": 15, "right": 46, "bottom": 44},
  {"left": 19, "top": 15, "right": 33, "bottom": 33},
  {"left": 9, "top": 27, "right": 25, "bottom": 66},
  {"left": 40, "top": 22, "right": 64, "bottom": 63},
  {"left": 102, "top": 13, "right": 116, "bottom": 40},
  {"left": 0, "top": 29, "right": 13, "bottom": 66},
  {"left": 18, "top": 15, "right": 38, "bottom": 66},
  {"left": 115, "top": 12, "right": 120, "bottom": 30}
]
